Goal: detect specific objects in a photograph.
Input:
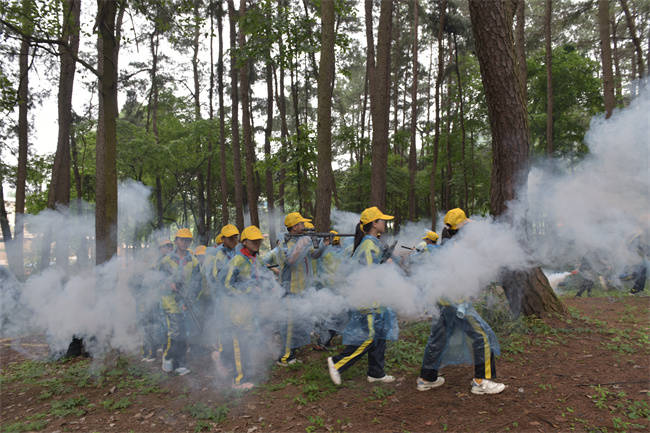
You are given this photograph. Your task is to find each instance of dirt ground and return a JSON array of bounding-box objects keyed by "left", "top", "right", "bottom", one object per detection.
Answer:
[{"left": 1, "top": 295, "right": 649, "bottom": 433}]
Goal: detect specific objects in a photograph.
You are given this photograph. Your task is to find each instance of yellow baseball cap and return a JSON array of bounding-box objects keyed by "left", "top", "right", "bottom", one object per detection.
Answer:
[
  {"left": 215, "top": 233, "right": 223, "bottom": 244},
  {"left": 422, "top": 231, "right": 439, "bottom": 242},
  {"left": 330, "top": 230, "right": 340, "bottom": 244},
  {"left": 175, "top": 228, "right": 193, "bottom": 239},
  {"left": 284, "top": 212, "right": 311, "bottom": 228},
  {"left": 194, "top": 245, "right": 207, "bottom": 256},
  {"left": 444, "top": 208, "right": 469, "bottom": 230},
  {"left": 221, "top": 224, "right": 239, "bottom": 237},
  {"left": 304, "top": 221, "right": 315, "bottom": 230},
  {"left": 241, "top": 225, "right": 264, "bottom": 241},
  {"left": 360, "top": 206, "right": 394, "bottom": 225}
]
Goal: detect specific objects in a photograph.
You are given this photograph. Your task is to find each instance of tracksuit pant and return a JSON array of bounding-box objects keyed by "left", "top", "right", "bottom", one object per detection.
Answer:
[
  {"left": 420, "top": 305, "right": 496, "bottom": 382},
  {"left": 331, "top": 312, "right": 387, "bottom": 379}
]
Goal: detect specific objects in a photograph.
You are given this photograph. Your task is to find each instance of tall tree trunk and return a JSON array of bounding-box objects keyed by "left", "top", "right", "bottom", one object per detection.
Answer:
[
  {"left": 598, "top": 0, "right": 615, "bottom": 118},
  {"left": 148, "top": 28, "right": 164, "bottom": 230},
  {"left": 367, "top": 0, "right": 392, "bottom": 209},
  {"left": 227, "top": 0, "right": 245, "bottom": 229},
  {"left": 407, "top": 0, "right": 418, "bottom": 221},
  {"left": 217, "top": 0, "right": 229, "bottom": 227},
  {"left": 619, "top": 0, "right": 645, "bottom": 79},
  {"left": 454, "top": 33, "right": 468, "bottom": 212},
  {"left": 429, "top": 0, "right": 446, "bottom": 229},
  {"left": 315, "top": 0, "right": 335, "bottom": 231},
  {"left": 469, "top": 0, "right": 565, "bottom": 317},
  {"left": 514, "top": 0, "right": 526, "bottom": 104},
  {"left": 264, "top": 57, "right": 276, "bottom": 244},
  {"left": 545, "top": 0, "right": 553, "bottom": 156},
  {"left": 238, "top": 0, "right": 259, "bottom": 227},
  {"left": 0, "top": 176, "right": 22, "bottom": 277},
  {"left": 46, "top": 0, "right": 81, "bottom": 271},
  {"left": 611, "top": 16, "right": 623, "bottom": 103},
  {"left": 14, "top": 0, "right": 32, "bottom": 278},
  {"left": 192, "top": 0, "right": 208, "bottom": 244},
  {"left": 206, "top": 0, "right": 215, "bottom": 238},
  {"left": 444, "top": 76, "right": 453, "bottom": 211}
]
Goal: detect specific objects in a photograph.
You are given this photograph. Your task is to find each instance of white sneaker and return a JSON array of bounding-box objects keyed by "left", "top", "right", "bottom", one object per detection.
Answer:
[
  {"left": 162, "top": 357, "right": 173, "bottom": 373},
  {"left": 416, "top": 376, "right": 445, "bottom": 391},
  {"left": 174, "top": 367, "right": 191, "bottom": 376},
  {"left": 141, "top": 357, "right": 156, "bottom": 363},
  {"left": 327, "top": 357, "right": 341, "bottom": 385},
  {"left": 471, "top": 378, "right": 505, "bottom": 395},
  {"left": 367, "top": 375, "right": 395, "bottom": 383}
]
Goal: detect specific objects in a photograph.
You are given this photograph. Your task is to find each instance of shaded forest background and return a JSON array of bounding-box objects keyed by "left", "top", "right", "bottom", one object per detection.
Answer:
[{"left": 0, "top": 0, "right": 648, "bottom": 273}]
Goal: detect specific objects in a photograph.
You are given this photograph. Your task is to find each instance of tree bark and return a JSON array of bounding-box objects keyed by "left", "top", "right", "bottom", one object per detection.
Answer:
[
  {"left": 429, "top": 0, "right": 446, "bottom": 229},
  {"left": 315, "top": 0, "right": 335, "bottom": 231},
  {"left": 367, "top": 0, "right": 392, "bottom": 209},
  {"left": 598, "top": 0, "right": 615, "bottom": 118},
  {"left": 611, "top": 16, "right": 623, "bottom": 103},
  {"left": 46, "top": 0, "right": 81, "bottom": 270},
  {"left": 619, "top": 0, "right": 645, "bottom": 79},
  {"left": 227, "top": 0, "right": 245, "bottom": 229},
  {"left": 95, "top": 0, "right": 123, "bottom": 265},
  {"left": 14, "top": 0, "right": 32, "bottom": 278},
  {"left": 453, "top": 33, "right": 468, "bottom": 212},
  {"left": 514, "top": 0, "right": 526, "bottom": 104},
  {"left": 469, "top": 0, "right": 565, "bottom": 317},
  {"left": 238, "top": 0, "right": 259, "bottom": 227},
  {"left": 217, "top": 0, "right": 229, "bottom": 227},
  {"left": 407, "top": 0, "right": 418, "bottom": 221},
  {"left": 264, "top": 57, "right": 276, "bottom": 245},
  {"left": 545, "top": 0, "right": 553, "bottom": 156}
]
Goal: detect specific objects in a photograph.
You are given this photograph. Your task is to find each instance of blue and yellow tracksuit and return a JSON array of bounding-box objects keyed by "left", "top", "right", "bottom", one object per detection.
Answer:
[
  {"left": 419, "top": 235, "right": 501, "bottom": 382},
  {"left": 221, "top": 249, "right": 262, "bottom": 385},
  {"left": 159, "top": 248, "right": 201, "bottom": 370},
  {"left": 264, "top": 236, "right": 317, "bottom": 363},
  {"left": 331, "top": 235, "right": 399, "bottom": 378}
]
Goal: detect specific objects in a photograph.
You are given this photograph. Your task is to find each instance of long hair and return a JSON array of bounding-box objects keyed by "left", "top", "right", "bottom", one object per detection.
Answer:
[{"left": 352, "top": 222, "right": 373, "bottom": 255}]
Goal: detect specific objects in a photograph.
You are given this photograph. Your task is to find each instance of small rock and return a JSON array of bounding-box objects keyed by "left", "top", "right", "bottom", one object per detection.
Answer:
[
  {"left": 109, "top": 423, "right": 115, "bottom": 427},
  {"left": 529, "top": 421, "right": 541, "bottom": 426},
  {"left": 247, "top": 427, "right": 257, "bottom": 433},
  {"left": 425, "top": 420, "right": 433, "bottom": 426},
  {"left": 518, "top": 388, "right": 524, "bottom": 393},
  {"left": 144, "top": 412, "right": 154, "bottom": 419},
  {"left": 109, "top": 385, "right": 116, "bottom": 394},
  {"left": 134, "top": 413, "right": 143, "bottom": 419}
]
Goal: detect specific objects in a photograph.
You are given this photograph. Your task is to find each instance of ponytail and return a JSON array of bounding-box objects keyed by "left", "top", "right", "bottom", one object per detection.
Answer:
[{"left": 352, "top": 222, "right": 373, "bottom": 255}]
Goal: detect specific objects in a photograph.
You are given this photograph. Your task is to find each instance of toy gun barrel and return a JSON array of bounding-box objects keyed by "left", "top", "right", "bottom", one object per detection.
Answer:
[
  {"left": 401, "top": 245, "right": 414, "bottom": 251},
  {"left": 285, "top": 232, "right": 355, "bottom": 238}
]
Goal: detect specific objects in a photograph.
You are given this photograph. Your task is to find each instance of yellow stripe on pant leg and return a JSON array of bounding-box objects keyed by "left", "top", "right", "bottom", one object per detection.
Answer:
[
  {"left": 233, "top": 337, "right": 243, "bottom": 385},
  {"left": 163, "top": 316, "right": 172, "bottom": 358},
  {"left": 281, "top": 310, "right": 294, "bottom": 363},
  {"left": 468, "top": 316, "right": 491, "bottom": 379},
  {"left": 334, "top": 314, "right": 375, "bottom": 370}
]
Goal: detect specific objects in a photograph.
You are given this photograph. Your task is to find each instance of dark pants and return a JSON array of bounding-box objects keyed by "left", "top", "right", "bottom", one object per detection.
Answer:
[
  {"left": 164, "top": 312, "right": 187, "bottom": 369},
  {"left": 420, "top": 306, "right": 496, "bottom": 381},
  {"left": 631, "top": 263, "right": 647, "bottom": 294},
  {"left": 332, "top": 339, "right": 387, "bottom": 378},
  {"left": 221, "top": 329, "right": 254, "bottom": 385}
]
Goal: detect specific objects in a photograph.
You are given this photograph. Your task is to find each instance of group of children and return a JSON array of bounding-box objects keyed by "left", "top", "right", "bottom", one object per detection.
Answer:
[{"left": 136, "top": 206, "right": 506, "bottom": 395}]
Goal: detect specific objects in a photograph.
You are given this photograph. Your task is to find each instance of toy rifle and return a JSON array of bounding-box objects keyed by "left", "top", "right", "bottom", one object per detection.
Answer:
[
  {"left": 284, "top": 232, "right": 355, "bottom": 248},
  {"left": 380, "top": 241, "right": 398, "bottom": 264}
]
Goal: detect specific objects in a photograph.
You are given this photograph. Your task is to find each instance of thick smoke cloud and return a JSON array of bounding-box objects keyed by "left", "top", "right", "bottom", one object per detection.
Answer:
[{"left": 1, "top": 86, "right": 647, "bottom": 382}]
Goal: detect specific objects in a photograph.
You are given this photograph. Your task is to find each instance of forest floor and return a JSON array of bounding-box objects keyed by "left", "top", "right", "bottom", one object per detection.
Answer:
[{"left": 1, "top": 293, "right": 649, "bottom": 433}]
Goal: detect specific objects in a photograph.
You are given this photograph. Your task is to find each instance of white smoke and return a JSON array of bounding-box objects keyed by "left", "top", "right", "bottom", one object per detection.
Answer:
[{"left": 1, "top": 86, "right": 648, "bottom": 386}]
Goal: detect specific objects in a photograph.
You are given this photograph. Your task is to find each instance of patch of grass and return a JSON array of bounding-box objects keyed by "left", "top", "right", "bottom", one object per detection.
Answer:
[
  {"left": 0, "top": 360, "right": 50, "bottom": 385},
  {"left": 183, "top": 402, "right": 228, "bottom": 424},
  {"left": 305, "top": 415, "right": 324, "bottom": 433},
  {"left": 37, "top": 377, "right": 72, "bottom": 400},
  {"left": 1, "top": 420, "right": 48, "bottom": 432},
  {"left": 49, "top": 395, "right": 89, "bottom": 418},
  {"left": 101, "top": 397, "right": 132, "bottom": 411},
  {"left": 61, "top": 360, "right": 92, "bottom": 388}
]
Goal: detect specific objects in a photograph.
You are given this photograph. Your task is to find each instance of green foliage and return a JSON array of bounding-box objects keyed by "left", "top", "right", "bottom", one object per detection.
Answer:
[
  {"left": 527, "top": 45, "right": 603, "bottom": 158},
  {"left": 49, "top": 395, "right": 88, "bottom": 418},
  {"left": 184, "top": 402, "right": 228, "bottom": 424},
  {"left": 101, "top": 397, "right": 132, "bottom": 411}
]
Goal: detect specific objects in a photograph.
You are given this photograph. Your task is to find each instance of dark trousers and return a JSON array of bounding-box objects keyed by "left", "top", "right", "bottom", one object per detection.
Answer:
[
  {"left": 221, "top": 329, "right": 253, "bottom": 385},
  {"left": 332, "top": 339, "right": 387, "bottom": 378},
  {"left": 631, "top": 264, "right": 647, "bottom": 294},
  {"left": 420, "top": 306, "right": 496, "bottom": 381},
  {"left": 164, "top": 312, "right": 187, "bottom": 369}
]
